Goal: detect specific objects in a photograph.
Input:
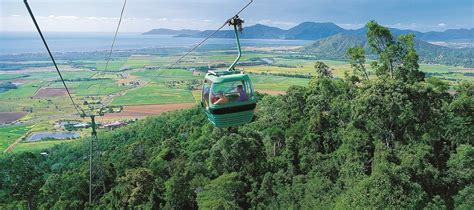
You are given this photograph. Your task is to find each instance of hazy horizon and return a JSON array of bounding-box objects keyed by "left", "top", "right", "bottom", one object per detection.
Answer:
[
  {"left": 1, "top": 21, "right": 473, "bottom": 34},
  {"left": 1, "top": 0, "right": 472, "bottom": 33}
]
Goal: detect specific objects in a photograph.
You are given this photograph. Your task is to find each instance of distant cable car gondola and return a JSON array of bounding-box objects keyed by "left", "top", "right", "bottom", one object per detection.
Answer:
[{"left": 201, "top": 16, "right": 256, "bottom": 127}]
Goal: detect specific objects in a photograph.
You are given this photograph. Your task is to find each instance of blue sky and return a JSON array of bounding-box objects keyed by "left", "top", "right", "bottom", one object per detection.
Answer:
[{"left": 0, "top": 0, "right": 472, "bottom": 32}]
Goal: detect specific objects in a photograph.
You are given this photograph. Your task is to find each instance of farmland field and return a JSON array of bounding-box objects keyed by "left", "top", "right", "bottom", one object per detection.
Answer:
[
  {"left": 79, "top": 59, "right": 128, "bottom": 71},
  {"left": 11, "top": 140, "right": 72, "bottom": 154},
  {"left": 133, "top": 69, "right": 202, "bottom": 83},
  {"left": 250, "top": 74, "right": 310, "bottom": 91},
  {"left": 102, "top": 103, "right": 196, "bottom": 120},
  {"left": 0, "top": 74, "right": 28, "bottom": 80},
  {"left": 47, "top": 79, "right": 131, "bottom": 96},
  {"left": 0, "top": 44, "right": 472, "bottom": 155},
  {"left": 34, "top": 88, "right": 67, "bottom": 98},
  {"left": 111, "top": 83, "right": 195, "bottom": 105},
  {"left": 0, "top": 112, "right": 27, "bottom": 124},
  {"left": 0, "top": 125, "right": 30, "bottom": 151},
  {"left": 0, "top": 82, "right": 43, "bottom": 98}
]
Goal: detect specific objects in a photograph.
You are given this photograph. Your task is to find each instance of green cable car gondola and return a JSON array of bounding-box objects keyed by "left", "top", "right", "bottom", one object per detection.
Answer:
[{"left": 201, "top": 16, "right": 256, "bottom": 127}]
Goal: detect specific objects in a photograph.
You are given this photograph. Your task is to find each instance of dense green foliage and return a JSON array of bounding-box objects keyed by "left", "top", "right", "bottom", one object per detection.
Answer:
[
  {"left": 1, "top": 21, "right": 473, "bottom": 209},
  {"left": 0, "top": 82, "right": 19, "bottom": 91}
]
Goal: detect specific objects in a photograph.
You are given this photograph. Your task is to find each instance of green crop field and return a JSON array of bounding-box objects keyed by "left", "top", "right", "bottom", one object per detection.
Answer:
[
  {"left": 0, "top": 125, "right": 31, "bottom": 152},
  {"left": 0, "top": 74, "right": 29, "bottom": 80},
  {"left": 133, "top": 69, "right": 202, "bottom": 83},
  {"left": 243, "top": 59, "right": 352, "bottom": 78},
  {"left": 11, "top": 140, "right": 72, "bottom": 154},
  {"left": 27, "top": 71, "right": 95, "bottom": 81},
  {"left": 110, "top": 83, "right": 195, "bottom": 105},
  {"left": 0, "top": 82, "right": 44, "bottom": 99},
  {"left": 420, "top": 64, "right": 464, "bottom": 73},
  {"left": 250, "top": 74, "right": 310, "bottom": 91},
  {"left": 73, "top": 80, "right": 130, "bottom": 96},
  {"left": 419, "top": 64, "right": 473, "bottom": 82},
  {"left": 80, "top": 59, "right": 127, "bottom": 71},
  {"left": 47, "top": 79, "right": 130, "bottom": 96},
  {"left": 126, "top": 58, "right": 151, "bottom": 69}
]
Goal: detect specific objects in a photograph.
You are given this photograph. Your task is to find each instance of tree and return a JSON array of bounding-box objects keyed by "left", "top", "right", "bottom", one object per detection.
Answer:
[
  {"left": 335, "top": 143, "right": 426, "bottom": 209},
  {"left": 209, "top": 130, "right": 266, "bottom": 179},
  {"left": 102, "top": 168, "right": 154, "bottom": 208},
  {"left": 424, "top": 195, "right": 446, "bottom": 210},
  {"left": 397, "top": 34, "right": 425, "bottom": 82},
  {"left": 446, "top": 82, "right": 474, "bottom": 146},
  {"left": 347, "top": 47, "right": 369, "bottom": 80},
  {"left": 314, "top": 61, "right": 332, "bottom": 78},
  {"left": 446, "top": 144, "right": 473, "bottom": 193},
  {"left": 163, "top": 162, "right": 194, "bottom": 209},
  {"left": 453, "top": 184, "right": 474, "bottom": 209},
  {"left": 300, "top": 172, "right": 335, "bottom": 209},
  {"left": 367, "top": 20, "right": 424, "bottom": 82},
  {"left": 196, "top": 173, "right": 244, "bottom": 210},
  {"left": 367, "top": 20, "right": 394, "bottom": 54},
  {"left": 40, "top": 170, "right": 88, "bottom": 209},
  {"left": 1, "top": 153, "right": 47, "bottom": 210},
  {"left": 367, "top": 20, "right": 395, "bottom": 77}
]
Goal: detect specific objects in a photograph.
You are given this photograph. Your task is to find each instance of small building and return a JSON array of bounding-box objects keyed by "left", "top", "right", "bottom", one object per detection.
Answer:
[
  {"left": 145, "top": 66, "right": 160, "bottom": 70},
  {"left": 192, "top": 70, "right": 202, "bottom": 76},
  {"left": 120, "top": 66, "right": 131, "bottom": 71},
  {"left": 73, "top": 123, "right": 90, "bottom": 129},
  {"left": 103, "top": 121, "right": 127, "bottom": 129}
]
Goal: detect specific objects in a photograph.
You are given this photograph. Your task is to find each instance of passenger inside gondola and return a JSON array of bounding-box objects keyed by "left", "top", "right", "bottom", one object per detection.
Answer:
[
  {"left": 213, "top": 91, "right": 229, "bottom": 105},
  {"left": 202, "top": 80, "right": 210, "bottom": 107},
  {"left": 236, "top": 84, "right": 248, "bottom": 101}
]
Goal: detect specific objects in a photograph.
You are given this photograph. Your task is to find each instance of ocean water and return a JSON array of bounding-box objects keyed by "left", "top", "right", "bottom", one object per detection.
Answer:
[{"left": 0, "top": 32, "right": 312, "bottom": 55}]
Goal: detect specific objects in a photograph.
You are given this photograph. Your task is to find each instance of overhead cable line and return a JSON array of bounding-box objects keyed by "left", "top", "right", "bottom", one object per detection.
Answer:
[
  {"left": 88, "top": 1, "right": 127, "bottom": 202},
  {"left": 24, "top": 0, "right": 127, "bottom": 204},
  {"left": 173, "top": 0, "right": 253, "bottom": 65},
  {"left": 23, "top": 0, "right": 84, "bottom": 117},
  {"left": 96, "top": 0, "right": 127, "bottom": 99}
]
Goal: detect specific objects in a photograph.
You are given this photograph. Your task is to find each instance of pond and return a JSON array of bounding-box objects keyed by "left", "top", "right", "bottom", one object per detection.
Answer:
[{"left": 27, "top": 132, "right": 80, "bottom": 142}]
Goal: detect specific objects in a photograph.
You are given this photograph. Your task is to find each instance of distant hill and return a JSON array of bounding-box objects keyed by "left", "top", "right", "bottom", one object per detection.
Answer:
[
  {"left": 284, "top": 22, "right": 345, "bottom": 40},
  {"left": 143, "top": 22, "right": 473, "bottom": 67},
  {"left": 172, "top": 22, "right": 345, "bottom": 40},
  {"left": 300, "top": 34, "right": 368, "bottom": 58},
  {"left": 142, "top": 28, "right": 200, "bottom": 36},
  {"left": 144, "top": 22, "right": 474, "bottom": 42},
  {"left": 175, "top": 24, "right": 287, "bottom": 39},
  {"left": 300, "top": 33, "right": 473, "bottom": 67},
  {"left": 419, "top": 28, "right": 474, "bottom": 41}
]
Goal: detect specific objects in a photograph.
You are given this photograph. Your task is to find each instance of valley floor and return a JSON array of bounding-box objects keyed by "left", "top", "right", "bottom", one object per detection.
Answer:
[{"left": 0, "top": 47, "right": 472, "bottom": 154}]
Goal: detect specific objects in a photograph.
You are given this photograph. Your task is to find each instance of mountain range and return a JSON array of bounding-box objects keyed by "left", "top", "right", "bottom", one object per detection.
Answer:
[
  {"left": 143, "top": 22, "right": 473, "bottom": 67},
  {"left": 143, "top": 22, "right": 474, "bottom": 42},
  {"left": 300, "top": 33, "right": 473, "bottom": 67}
]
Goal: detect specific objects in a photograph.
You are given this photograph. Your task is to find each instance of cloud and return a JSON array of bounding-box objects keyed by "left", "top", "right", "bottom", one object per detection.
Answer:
[
  {"left": 253, "top": 19, "right": 297, "bottom": 28},
  {"left": 39, "top": 15, "right": 80, "bottom": 20},
  {"left": 438, "top": 23, "right": 447, "bottom": 27},
  {"left": 0, "top": 15, "right": 221, "bottom": 32},
  {"left": 84, "top": 16, "right": 118, "bottom": 21},
  {"left": 386, "top": 22, "right": 420, "bottom": 30},
  {"left": 57, "top": 16, "right": 80, "bottom": 19}
]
